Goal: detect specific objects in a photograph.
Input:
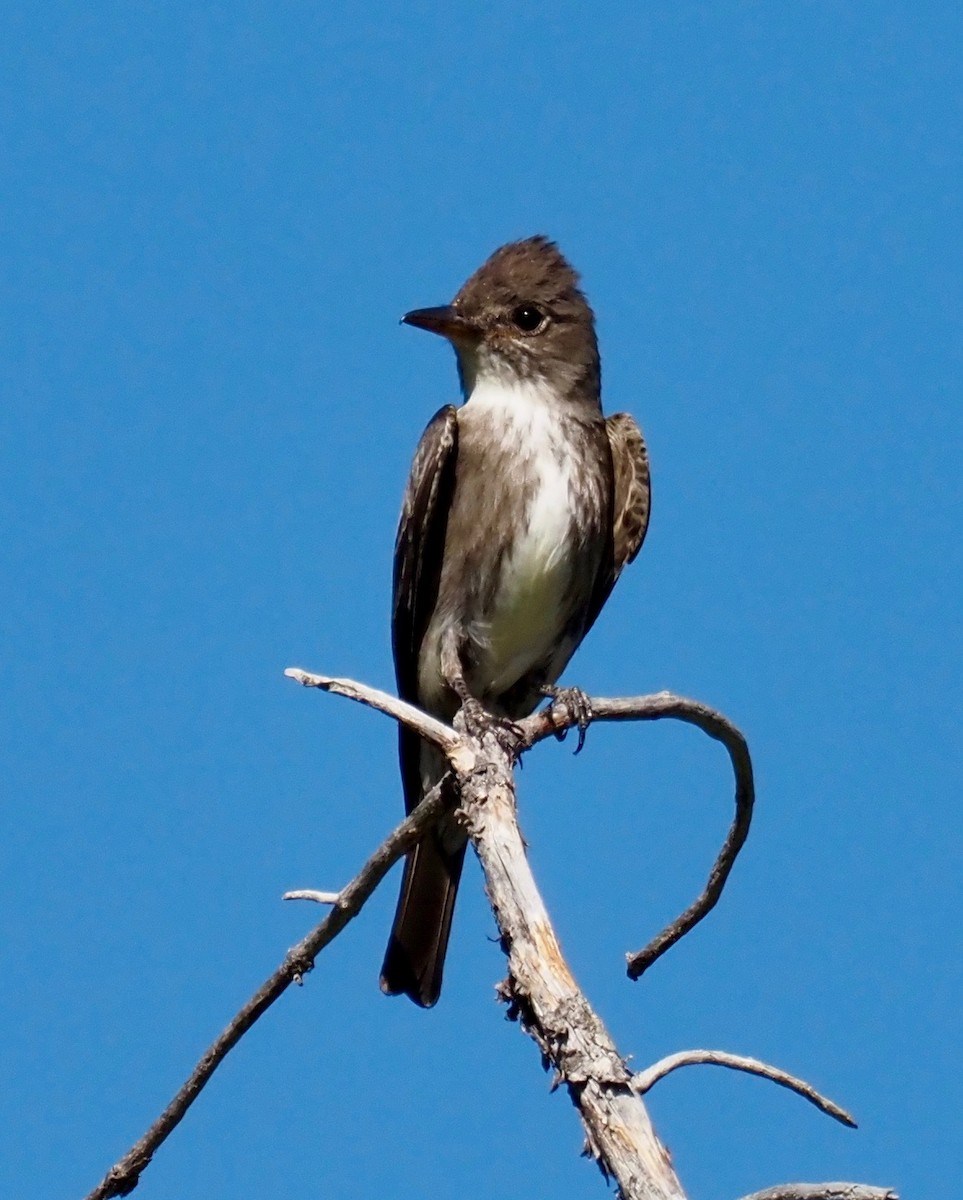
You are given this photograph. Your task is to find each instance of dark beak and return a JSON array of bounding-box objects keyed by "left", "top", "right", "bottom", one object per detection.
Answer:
[{"left": 401, "top": 305, "right": 479, "bottom": 342}]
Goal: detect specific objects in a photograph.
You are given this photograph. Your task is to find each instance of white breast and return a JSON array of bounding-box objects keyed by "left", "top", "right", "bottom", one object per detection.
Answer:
[{"left": 462, "top": 375, "right": 578, "bottom": 692}]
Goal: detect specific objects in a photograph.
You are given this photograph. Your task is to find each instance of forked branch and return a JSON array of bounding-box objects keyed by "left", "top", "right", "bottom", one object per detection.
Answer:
[
  {"left": 83, "top": 671, "right": 892, "bottom": 1200},
  {"left": 84, "top": 775, "right": 451, "bottom": 1200}
]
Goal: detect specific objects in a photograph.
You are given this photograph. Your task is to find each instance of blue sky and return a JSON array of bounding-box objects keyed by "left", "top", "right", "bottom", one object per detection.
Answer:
[{"left": 2, "top": 3, "right": 960, "bottom": 1197}]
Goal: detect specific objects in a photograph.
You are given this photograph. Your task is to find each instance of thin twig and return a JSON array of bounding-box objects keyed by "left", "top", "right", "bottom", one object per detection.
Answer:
[
  {"left": 521, "top": 690, "right": 753, "bottom": 978},
  {"left": 631, "top": 1050, "right": 856, "bottom": 1128},
  {"left": 738, "top": 1187, "right": 898, "bottom": 1200},
  {"left": 282, "top": 890, "right": 342, "bottom": 904},
  {"left": 284, "top": 667, "right": 475, "bottom": 771},
  {"left": 83, "top": 779, "right": 450, "bottom": 1200}
]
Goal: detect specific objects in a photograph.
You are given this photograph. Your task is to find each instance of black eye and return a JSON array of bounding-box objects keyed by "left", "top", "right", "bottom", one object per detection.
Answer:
[{"left": 510, "top": 304, "right": 545, "bottom": 332}]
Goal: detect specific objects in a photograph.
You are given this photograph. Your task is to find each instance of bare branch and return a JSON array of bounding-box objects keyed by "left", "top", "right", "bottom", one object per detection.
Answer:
[
  {"left": 83, "top": 780, "right": 450, "bottom": 1200},
  {"left": 284, "top": 667, "right": 476, "bottom": 771},
  {"left": 631, "top": 1050, "right": 856, "bottom": 1128},
  {"left": 521, "top": 690, "right": 753, "bottom": 977},
  {"left": 282, "top": 890, "right": 342, "bottom": 904},
  {"left": 85, "top": 673, "right": 894, "bottom": 1200},
  {"left": 738, "top": 1187, "right": 898, "bottom": 1200}
]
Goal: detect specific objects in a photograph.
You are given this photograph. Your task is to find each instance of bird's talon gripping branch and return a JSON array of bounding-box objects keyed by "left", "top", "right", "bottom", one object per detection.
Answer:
[
  {"left": 542, "top": 685, "right": 594, "bottom": 754},
  {"left": 460, "top": 697, "right": 526, "bottom": 760}
]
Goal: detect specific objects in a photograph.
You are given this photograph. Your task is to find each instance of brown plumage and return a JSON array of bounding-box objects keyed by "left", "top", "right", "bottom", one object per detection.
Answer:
[
  {"left": 605, "top": 412, "right": 652, "bottom": 590},
  {"left": 381, "top": 237, "right": 651, "bottom": 1006}
]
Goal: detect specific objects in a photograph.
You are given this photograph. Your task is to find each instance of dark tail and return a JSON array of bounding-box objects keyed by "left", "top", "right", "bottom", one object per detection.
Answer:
[{"left": 380, "top": 821, "right": 466, "bottom": 1008}]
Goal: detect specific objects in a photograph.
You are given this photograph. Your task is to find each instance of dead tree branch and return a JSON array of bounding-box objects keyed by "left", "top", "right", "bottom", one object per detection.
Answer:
[
  {"left": 631, "top": 1050, "right": 856, "bottom": 1128},
  {"left": 84, "top": 776, "right": 451, "bottom": 1200},
  {"left": 453, "top": 714, "right": 687, "bottom": 1199},
  {"left": 283, "top": 666, "right": 476, "bottom": 772},
  {"left": 83, "top": 671, "right": 892, "bottom": 1200},
  {"left": 738, "top": 1187, "right": 898, "bottom": 1200}
]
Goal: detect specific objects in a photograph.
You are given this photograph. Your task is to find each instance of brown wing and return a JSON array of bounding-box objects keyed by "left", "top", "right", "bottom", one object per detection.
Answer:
[
  {"left": 606, "top": 411, "right": 651, "bottom": 580},
  {"left": 382, "top": 405, "right": 462, "bottom": 1007},
  {"left": 392, "top": 404, "right": 458, "bottom": 722},
  {"left": 580, "top": 411, "right": 651, "bottom": 640},
  {"left": 573, "top": 412, "right": 648, "bottom": 643}
]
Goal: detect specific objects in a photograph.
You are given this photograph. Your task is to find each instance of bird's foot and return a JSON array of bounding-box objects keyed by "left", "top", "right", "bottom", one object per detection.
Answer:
[
  {"left": 540, "top": 685, "right": 594, "bottom": 755},
  {"left": 458, "top": 698, "right": 526, "bottom": 762}
]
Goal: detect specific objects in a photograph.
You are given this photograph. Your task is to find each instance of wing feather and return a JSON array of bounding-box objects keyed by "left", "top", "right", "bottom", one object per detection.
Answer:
[
  {"left": 391, "top": 404, "right": 458, "bottom": 807},
  {"left": 574, "top": 411, "right": 650, "bottom": 646},
  {"left": 382, "top": 405, "right": 461, "bottom": 1006},
  {"left": 607, "top": 411, "right": 651, "bottom": 581}
]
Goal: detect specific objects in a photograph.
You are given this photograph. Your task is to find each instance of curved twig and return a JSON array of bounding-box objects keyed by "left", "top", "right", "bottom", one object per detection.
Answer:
[
  {"left": 631, "top": 1049, "right": 856, "bottom": 1128},
  {"left": 521, "top": 691, "right": 754, "bottom": 978},
  {"left": 84, "top": 779, "right": 450, "bottom": 1200}
]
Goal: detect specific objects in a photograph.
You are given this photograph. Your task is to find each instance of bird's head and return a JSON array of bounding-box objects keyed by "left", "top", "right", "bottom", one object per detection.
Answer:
[{"left": 402, "top": 236, "right": 599, "bottom": 399}]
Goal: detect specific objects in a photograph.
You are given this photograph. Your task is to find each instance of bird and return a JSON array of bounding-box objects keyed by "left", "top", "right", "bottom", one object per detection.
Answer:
[{"left": 380, "top": 235, "right": 651, "bottom": 1007}]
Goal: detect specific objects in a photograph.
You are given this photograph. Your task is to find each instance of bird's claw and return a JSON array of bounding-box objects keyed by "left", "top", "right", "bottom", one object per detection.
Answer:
[
  {"left": 541, "top": 685, "right": 594, "bottom": 754},
  {"left": 460, "top": 698, "right": 526, "bottom": 760}
]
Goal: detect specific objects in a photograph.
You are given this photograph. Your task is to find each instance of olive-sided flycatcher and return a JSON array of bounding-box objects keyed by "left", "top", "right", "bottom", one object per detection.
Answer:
[{"left": 380, "top": 236, "right": 651, "bottom": 1006}]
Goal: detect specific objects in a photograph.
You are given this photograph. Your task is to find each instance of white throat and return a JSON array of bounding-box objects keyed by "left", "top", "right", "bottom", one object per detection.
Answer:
[{"left": 464, "top": 368, "right": 561, "bottom": 422}]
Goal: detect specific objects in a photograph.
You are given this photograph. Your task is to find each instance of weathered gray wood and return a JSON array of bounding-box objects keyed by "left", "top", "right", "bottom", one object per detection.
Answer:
[
  {"left": 457, "top": 722, "right": 687, "bottom": 1199},
  {"left": 739, "top": 1187, "right": 898, "bottom": 1200}
]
